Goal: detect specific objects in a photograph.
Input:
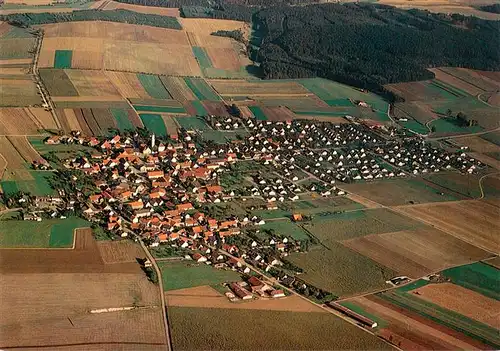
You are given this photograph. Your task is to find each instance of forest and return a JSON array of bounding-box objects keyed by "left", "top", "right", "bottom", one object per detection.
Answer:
[
  {"left": 253, "top": 3, "right": 500, "bottom": 100},
  {"left": 0, "top": 9, "right": 181, "bottom": 29},
  {"left": 478, "top": 4, "right": 500, "bottom": 14}
]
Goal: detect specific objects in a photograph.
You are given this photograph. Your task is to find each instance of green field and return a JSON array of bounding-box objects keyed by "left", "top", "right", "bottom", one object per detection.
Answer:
[
  {"left": 429, "top": 118, "right": 483, "bottom": 134},
  {"left": 39, "top": 69, "right": 79, "bottom": 96},
  {"left": 134, "top": 105, "right": 186, "bottom": 114},
  {"left": 0, "top": 217, "right": 89, "bottom": 248},
  {"left": 441, "top": 262, "right": 499, "bottom": 300},
  {"left": 400, "top": 119, "right": 429, "bottom": 134},
  {"left": 201, "top": 129, "right": 248, "bottom": 144},
  {"left": 158, "top": 261, "right": 241, "bottom": 291},
  {"left": 175, "top": 116, "right": 209, "bottom": 131},
  {"left": 304, "top": 208, "right": 423, "bottom": 242},
  {"left": 139, "top": 113, "right": 167, "bottom": 136},
  {"left": 191, "top": 100, "right": 207, "bottom": 116},
  {"left": 168, "top": 307, "right": 392, "bottom": 350},
  {"left": 423, "top": 172, "right": 485, "bottom": 199},
  {"left": 378, "top": 287, "right": 500, "bottom": 348},
  {"left": 248, "top": 106, "right": 267, "bottom": 120},
  {"left": 261, "top": 219, "right": 310, "bottom": 240},
  {"left": 299, "top": 78, "right": 389, "bottom": 112},
  {"left": 184, "top": 77, "right": 220, "bottom": 101},
  {"left": 339, "top": 301, "right": 388, "bottom": 328},
  {"left": 286, "top": 197, "right": 364, "bottom": 215},
  {"left": 1, "top": 171, "right": 55, "bottom": 197},
  {"left": 53, "top": 50, "right": 72, "bottom": 69},
  {"left": 289, "top": 244, "right": 396, "bottom": 296},
  {"left": 137, "top": 74, "right": 171, "bottom": 100},
  {"left": 192, "top": 46, "right": 213, "bottom": 70},
  {"left": 110, "top": 108, "right": 134, "bottom": 131}
]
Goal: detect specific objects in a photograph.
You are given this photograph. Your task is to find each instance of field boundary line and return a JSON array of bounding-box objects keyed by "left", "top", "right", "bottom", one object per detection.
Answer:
[
  {"left": 477, "top": 172, "right": 500, "bottom": 199},
  {"left": 1, "top": 341, "right": 168, "bottom": 349}
]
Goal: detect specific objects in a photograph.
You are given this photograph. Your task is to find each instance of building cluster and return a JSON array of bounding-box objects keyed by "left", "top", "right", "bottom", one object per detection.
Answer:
[{"left": 28, "top": 118, "right": 483, "bottom": 303}]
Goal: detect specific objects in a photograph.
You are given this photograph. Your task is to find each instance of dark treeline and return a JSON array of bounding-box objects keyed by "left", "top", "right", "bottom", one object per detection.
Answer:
[
  {"left": 0, "top": 9, "right": 182, "bottom": 29},
  {"left": 212, "top": 29, "right": 245, "bottom": 43},
  {"left": 114, "top": 0, "right": 210, "bottom": 6},
  {"left": 253, "top": 3, "right": 500, "bottom": 100},
  {"left": 478, "top": 4, "right": 500, "bottom": 14}
]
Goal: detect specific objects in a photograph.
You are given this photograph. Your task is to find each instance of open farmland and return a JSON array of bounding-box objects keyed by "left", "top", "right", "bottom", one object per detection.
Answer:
[
  {"left": 102, "top": 0, "right": 180, "bottom": 16},
  {"left": 165, "top": 285, "right": 325, "bottom": 312},
  {"left": 343, "top": 228, "right": 492, "bottom": 278},
  {"left": 7, "top": 136, "right": 43, "bottom": 163},
  {"left": 0, "top": 231, "right": 165, "bottom": 348},
  {"left": 395, "top": 200, "right": 499, "bottom": 253},
  {"left": 454, "top": 135, "right": 500, "bottom": 153},
  {"left": 412, "top": 283, "right": 500, "bottom": 329},
  {"left": 97, "top": 240, "right": 145, "bottom": 264},
  {"left": 210, "top": 79, "right": 310, "bottom": 98},
  {"left": 346, "top": 294, "right": 493, "bottom": 350},
  {"left": 261, "top": 219, "right": 310, "bottom": 240},
  {"left": 38, "top": 21, "right": 202, "bottom": 76},
  {"left": 0, "top": 77, "right": 40, "bottom": 106},
  {"left": 65, "top": 69, "right": 121, "bottom": 97},
  {"left": 0, "top": 108, "right": 39, "bottom": 135},
  {"left": 158, "top": 261, "right": 241, "bottom": 291},
  {"left": 289, "top": 244, "right": 397, "bottom": 297},
  {"left": 441, "top": 262, "right": 499, "bottom": 300},
  {"left": 0, "top": 217, "right": 88, "bottom": 248},
  {"left": 378, "top": 286, "right": 500, "bottom": 349},
  {"left": 168, "top": 306, "right": 392, "bottom": 351},
  {"left": 342, "top": 178, "right": 462, "bottom": 206},
  {"left": 105, "top": 71, "right": 150, "bottom": 99}
]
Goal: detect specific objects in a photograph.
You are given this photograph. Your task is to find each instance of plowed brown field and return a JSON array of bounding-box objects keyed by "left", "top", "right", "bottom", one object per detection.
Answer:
[
  {"left": 7, "top": 136, "right": 42, "bottom": 163},
  {"left": 394, "top": 200, "right": 499, "bottom": 253},
  {"left": 413, "top": 283, "right": 500, "bottom": 329},
  {"left": 105, "top": 71, "right": 150, "bottom": 99},
  {"left": 343, "top": 228, "right": 491, "bottom": 278}
]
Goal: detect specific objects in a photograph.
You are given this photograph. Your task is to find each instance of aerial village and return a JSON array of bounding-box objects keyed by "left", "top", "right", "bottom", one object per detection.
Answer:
[{"left": 14, "top": 116, "right": 483, "bottom": 303}]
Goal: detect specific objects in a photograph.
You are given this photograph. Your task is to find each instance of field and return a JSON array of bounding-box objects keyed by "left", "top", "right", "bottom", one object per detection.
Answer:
[
  {"left": 137, "top": 73, "right": 172, "bottom": 100},
  {"left": 412, "top": 283, "right": 500, "bottom": 329},
  {"left": 7, "top": 136, "right": 43, "bottom": 163},
  {"left": 346, "top": 294, "right": 493, "bottom": 350},
  {"left": 97, "top": 240, "right": 145, "bottom": 264},
  {"left": 342, "top": 178, "right": 462, "bottom": 206},
  {"left": 0, "top": 229, "right": 165, "bottom": 348},
  {"left": 387, "top": 67, "right": 500, "bottom": 133},
  {"left": 168, "top": 306, "right": 392, "bottom": 350},
  {"left": 0, "top": 217, "right": 89, "bottom": 248},
  {"left": 377, "top": 285, "right": 500, "bottom": 348},
  {"left": 210, "top": 79, "right": 310, "bottom": 97},
  {"left": 395, "top": 200, "right": 499, "bottom": 253},
  {"left": 159, "top": 76, "right": 195, "bottom": 102},
  {"left": 105, "top": 71, "right": 149, "bottom": 99},
  {"left": 165, "top": 285, "right": 324, "bottom": 312},
  {"left": 454, "top": 135, "right": 500, "bottom": 153},
  {"left": 423, "top": 171, "right": 500, "bottom": 199},
  {"left": 261, "top": 219, "right": 310, "bottom": 240},
  {"left": 0, "top": 77, "right": 40, "bottom": 106},
  {"left": 102, "top": 0, "right": 180, "bottom": 16},
  {"left": 139, "top": 113, "right": 168, "bottom": 136},
  {"left": 38, "top": 21, "right": 202, "bottom": 76},
  {"left": 289, "top": 244, "right": 397, "bottom": 296},
  {"left": 343, "top": 228, "right": 492, "bottom": 278},
  {"left": 158, "top": 261, "right": 241, "bottom": 291},
  {"left": 64, "top": 69, "right": 121, "bottom": 97},
  {"left": 54, "top": 107, "right": 133, "bottom": 135},
  {"left": 184, "top": 77, "right": 220, "bottom": 101},
  {"left": 441, "top": 262, "right": 499, "bottom": 300}
]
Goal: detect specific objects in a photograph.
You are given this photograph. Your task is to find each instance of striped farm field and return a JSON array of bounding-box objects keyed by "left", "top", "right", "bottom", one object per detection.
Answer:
[
  {"left": 191, "top": 100, "right": 207, "bottom": 116},
  {"left": 0, "top": 38, "right": 36, "bottom": 59},
  {"left": 429, "top": 68, "right": 485, "bottom": 96},
  {"left": 139, "top": 113, "right": 167, "bottom": 136},
  {"left": 259, "top": 106, "right": 296, "bottom": 121},
  {"left": 104, "top": 71, "right": 150, "bottom": 99},
  {"left": 55, "top": 108, "right": 81, "bottom": 134},
  {"left": 128, "top": 98, "right": 184, "bottom": 107},
  {"left": 137, "top": 74, "right": 172, "bottom": 100},
  {"left": 192, "top": 46, "right": 213, "bottom": 70},
  {"left": 0, "top": 78, "right": 40, "bottom": 106},
  {"left": 65, "top": 69, "right": 121, "bottom": 97},
  {"left": 342, "top": 228, "right": 491, "bottom": 278},
  {"left": 209, "top": 79, "right": 309, "bottom": 97},
  {"left": 38, "top": 22, "right": 202, "bottom": 76},
  {"left": 134, "top": 105, "right": 186, "bottom": 114},
  {"left": 441, "top": 262, "right": 499, "bottom": 300},
  {"left": 39, "top": 69, "right": 79, "bottom": 96},
  {"left": 0, "top": 136, "right": 29, "bottom": 172},
  {"left": 110, "top": 108, "right": 134, "bottom": 131},
  {"left": 102, "top": 1, "right": 180, "bottom": 16},
  {"left": 184, "top": 77, "right": 220, "bottom": 101},
  {"left": 7, "top": 136, "right": 43, "bottom": 164},
  {"left": 162, "top": 115, "right": 178, "bottom": 137},
  {"left": 395, "top": 200, "right": 499, "bottom": 253},
  {"left": 160, "top": 76, "right": 196, "bottom": 102},
  {"left": 411, "top": 283, "right": 500, "bottom": 329},
  {"left": 91, "top": 108, "right": 117, "bottom": 134},
  {"left": 378, "top": 288, "right": 500, "bottom": 349},
  {"left": 0, "top": 108, "right": 39, "bottom": 135},
  {"left": 201, "top": 101, "right": 230, "bottom": 117},
  {"left": 53, "top": 100, "right": 130, "bottom": 109}
]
